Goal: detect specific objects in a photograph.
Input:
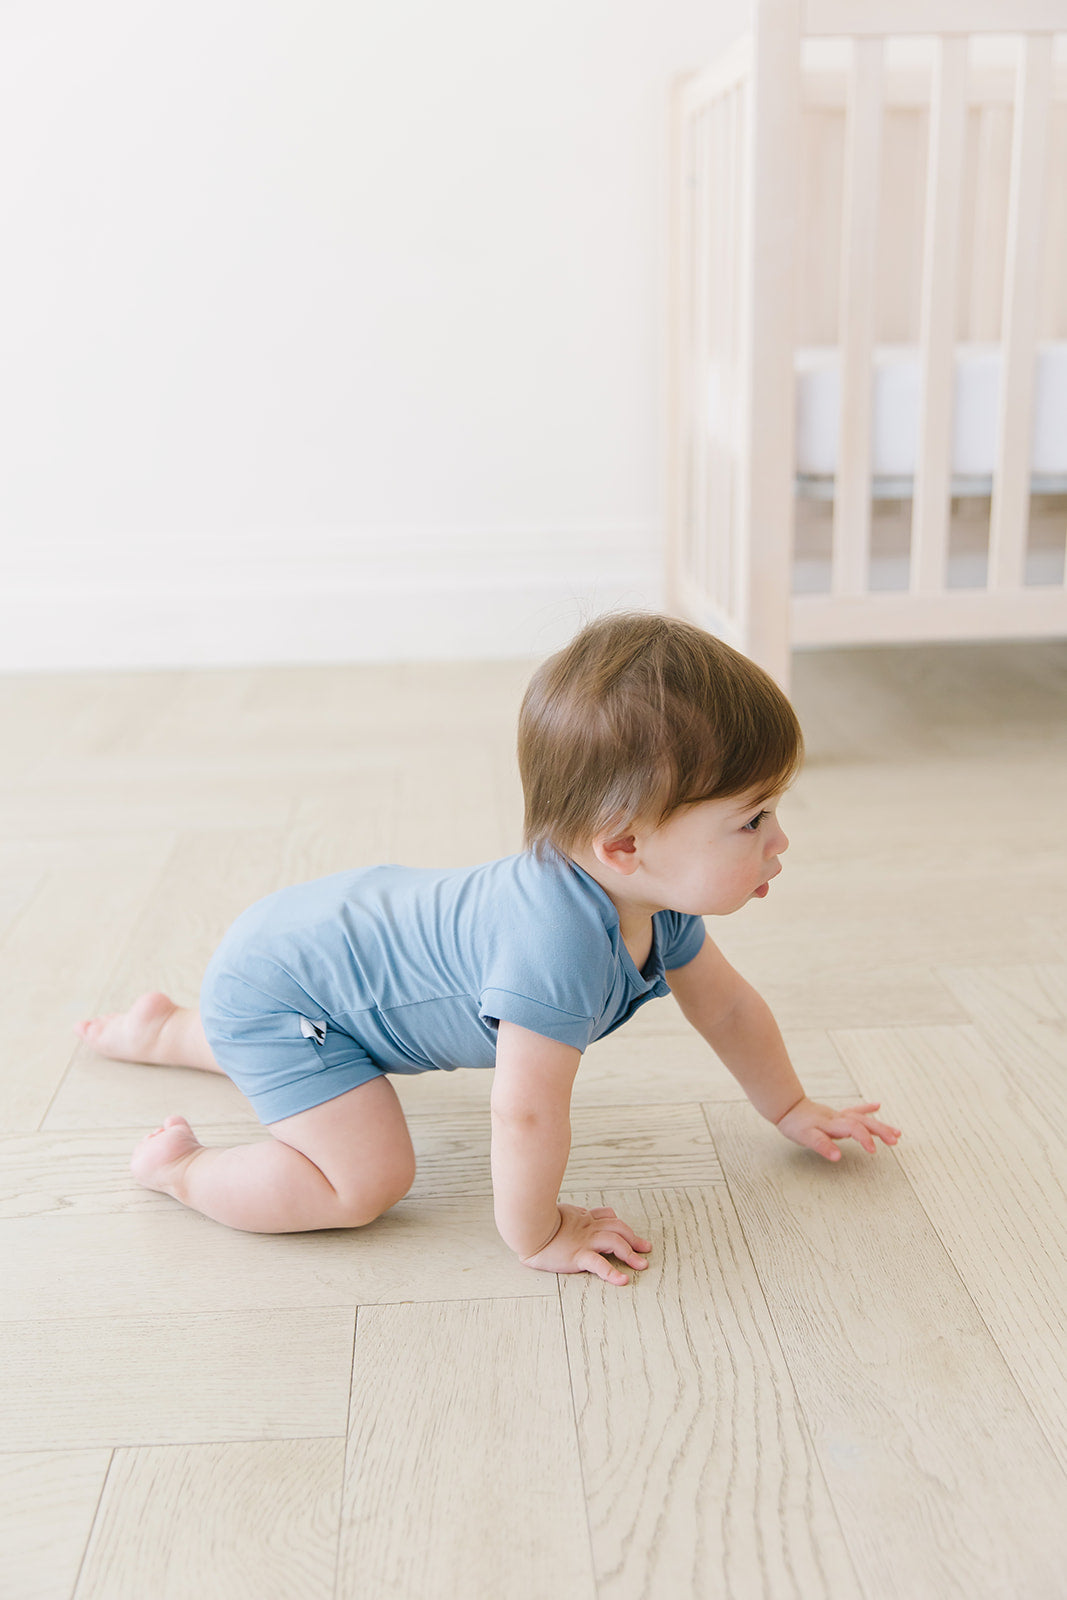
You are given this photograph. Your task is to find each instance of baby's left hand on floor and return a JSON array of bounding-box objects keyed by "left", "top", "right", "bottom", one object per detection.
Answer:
[{"left": 774, "top": 1097, "right": 901, "bottom": 1161}]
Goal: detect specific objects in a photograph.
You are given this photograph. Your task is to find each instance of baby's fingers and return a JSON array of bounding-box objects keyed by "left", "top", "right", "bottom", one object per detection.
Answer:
[
  {"left": 833, "top": 1116, "right": 878, "bottom": 1154},
  {"left": 590, "top": 1207, "right": 652, "bottom": 1256},
  {"left": 806, "top": 1127, "right": 843, "bottom": 1162},
  {"left": 579, "top": 1248, "right": 630, "bottom": 1287}
]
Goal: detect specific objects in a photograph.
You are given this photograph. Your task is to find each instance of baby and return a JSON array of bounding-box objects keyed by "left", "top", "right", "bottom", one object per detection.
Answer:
[{"left": 77, "top": 612, "right": 899, "bottom": 1286}]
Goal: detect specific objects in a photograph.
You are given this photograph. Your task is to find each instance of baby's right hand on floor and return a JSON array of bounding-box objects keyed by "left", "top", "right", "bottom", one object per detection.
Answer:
[{"left": 520, "top": 1202, "right": 651, "bottom": 1286}]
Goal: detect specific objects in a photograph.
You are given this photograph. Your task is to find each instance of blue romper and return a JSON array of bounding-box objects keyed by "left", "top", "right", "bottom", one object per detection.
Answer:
[{"left": 199, "top": 851, "right": 706, "bottom": 1123}]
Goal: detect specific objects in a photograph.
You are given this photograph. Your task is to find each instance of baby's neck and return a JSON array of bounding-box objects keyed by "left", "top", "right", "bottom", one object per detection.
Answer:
[{"left": 567, "top": 847, "right": 656, "bottom": 971}]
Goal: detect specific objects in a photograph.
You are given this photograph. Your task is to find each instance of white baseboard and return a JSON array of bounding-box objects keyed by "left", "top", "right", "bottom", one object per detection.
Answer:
[{"left": 0, "top": 526, "right": 662, "bottom": 671}]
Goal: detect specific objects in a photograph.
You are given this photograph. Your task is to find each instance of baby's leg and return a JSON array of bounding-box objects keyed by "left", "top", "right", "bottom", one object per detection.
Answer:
[
  {"left": 130, "top": 1076, "right": 416, "bottom": 1233},
  {"left": 75, "top": 993, "right": 224, "bottom": 1074}
]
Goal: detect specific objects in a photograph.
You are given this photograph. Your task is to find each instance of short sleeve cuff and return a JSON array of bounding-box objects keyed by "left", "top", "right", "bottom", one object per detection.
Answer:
[
  {"left": 663, "top": 917, "right": 706, "bottom": 971},
  {"left": 479, "top": 988, "right": 595, "bottom": 1053}
]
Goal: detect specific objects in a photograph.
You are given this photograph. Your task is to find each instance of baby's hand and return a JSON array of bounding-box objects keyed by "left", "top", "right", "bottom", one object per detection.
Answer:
[
  {"left": 775, "top": 1097, "right": 901, "bottom": 1161},
  {"left": 520, "top": 1203, "right": 652, "bottom": 1286}
]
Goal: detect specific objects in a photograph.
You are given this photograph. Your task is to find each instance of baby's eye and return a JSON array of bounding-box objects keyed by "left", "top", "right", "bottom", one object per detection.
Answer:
[{"left": 743, "top": 810, "right": 770, "bottom": 832}]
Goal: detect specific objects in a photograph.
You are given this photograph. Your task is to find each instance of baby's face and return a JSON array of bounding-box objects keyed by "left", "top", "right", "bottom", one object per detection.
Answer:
[{"left": 634, "top": 791, "right": 789, "bottom": 917}]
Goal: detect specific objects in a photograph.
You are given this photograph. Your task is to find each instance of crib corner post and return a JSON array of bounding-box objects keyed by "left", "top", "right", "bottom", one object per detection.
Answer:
[
  {"left": 665, "top": 71, "right": 695, "bottom": 621},
  {"left": 736, "top": 0, "right": 802, "bottom": 691}
]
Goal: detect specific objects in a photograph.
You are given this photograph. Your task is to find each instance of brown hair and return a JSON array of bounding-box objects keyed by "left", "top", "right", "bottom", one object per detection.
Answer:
[{"left": 518, "top": 612, "right": 802, "bottom": 855}]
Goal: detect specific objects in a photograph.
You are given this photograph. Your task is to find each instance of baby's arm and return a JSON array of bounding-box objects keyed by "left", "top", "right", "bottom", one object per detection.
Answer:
[
  {"left": 667, "top": 939, "right": 900, "bottom": 1159},
  {"left": 491, "top": 1019, "right": 651, "bottom": 1285}
]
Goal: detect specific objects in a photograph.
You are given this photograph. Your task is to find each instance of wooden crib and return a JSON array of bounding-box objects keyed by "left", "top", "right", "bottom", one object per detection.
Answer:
[{"left": 667, "top": 0, "right": 1067, "bottom": 684}]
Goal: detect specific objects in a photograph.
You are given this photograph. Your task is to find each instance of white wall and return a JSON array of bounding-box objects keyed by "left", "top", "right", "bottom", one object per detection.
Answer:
[{"left": 0, "top": 1, "right": 742, "bottom": 669}]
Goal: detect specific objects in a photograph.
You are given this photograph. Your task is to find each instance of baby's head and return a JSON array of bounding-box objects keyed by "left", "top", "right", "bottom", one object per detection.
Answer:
[{"left": 518, "top": 612, "right": 802, "bottom": 858}]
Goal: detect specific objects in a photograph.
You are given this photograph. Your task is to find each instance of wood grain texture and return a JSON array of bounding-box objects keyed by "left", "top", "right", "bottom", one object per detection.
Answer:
[
  {"left": 338, "top": 1298, "right": 596, "bottom": 1600},
  {"left": 2, "top": 1200, "right": 548, "bottom": 1323},
  {"left": 935, "top": 963, "right": 1067, "bottom": 1110},
  {"left": 278, "top": 777, "right": 401, "bottom": 885},
  {"left": 2, "top": 1105, "right": 721, "bottom": 1217},
  {"left": 74, "top": 1440, "right": 344, "bottom": 1600},
  {"left": 832, "top": 1021, "right": 1067, "bottom": 1469},
  {"left": 709, "top": 1101, "right": 1067, "bottom": 1598},
  {"left": 1, "top": 1309, "right": 356, "bottom": 1450},
  {"left": 0, "top": 1449, "right": 111, "bottom": 1600},
  {"left": 2, "top": 642, "right": 1066, "bottom": 1596},
  {"left": 573, "top": 1026, "right": 859, "bottom": 1109},
  {"left": 84, "top": 826, "right": 290, "bottom": 1013},
  {"left": 42, "top": 1055, "right": 256, "bottom": 1133},
  {"left": 561, "top": 1186, "right": 860, "bottom": 1600},
  {"left": 408, "top": 1103, "right": 724, "bottom": 1197},
  {"left": 0, "top": 838, "right": 168, "bottom": 1131}
]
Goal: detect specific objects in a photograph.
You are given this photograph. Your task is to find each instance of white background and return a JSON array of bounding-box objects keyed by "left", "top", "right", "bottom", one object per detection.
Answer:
[{"left": 0, "top": 0, "right": 741, "bottom": 668}]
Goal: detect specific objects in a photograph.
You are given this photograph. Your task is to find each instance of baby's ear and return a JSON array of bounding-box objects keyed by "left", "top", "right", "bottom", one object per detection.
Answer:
[{"left": 593, "top": 832, "right": 640, "bottom": 876}]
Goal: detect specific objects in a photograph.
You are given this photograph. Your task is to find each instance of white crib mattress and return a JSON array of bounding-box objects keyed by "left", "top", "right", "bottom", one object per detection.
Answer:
[{"left": 792, "top": 341, "right": 1067, "bottom": 482}]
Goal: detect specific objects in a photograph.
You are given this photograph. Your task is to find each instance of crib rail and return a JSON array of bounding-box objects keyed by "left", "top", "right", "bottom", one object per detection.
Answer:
[{"left": 668, "top": 0, "right": 1067, "bottom": 683}]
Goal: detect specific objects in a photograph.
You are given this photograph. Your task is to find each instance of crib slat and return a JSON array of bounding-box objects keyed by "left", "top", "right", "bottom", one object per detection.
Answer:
[
  {"left": 737, "top": 0, "right": 801, "bottom": 684},
  {"left": 726, "top": 86, "right": 744, "bottom": 622},
  {"left": 680, "top": 33, "right": 753, "bottom": 119},
  {"left": 912, "top": 37, "right": 969, "bottom": 596},
  {"left": 833, "top": 40, "right": 884, "bottom": 597},
  {"left": 989, "top": 36, "right": 1055, "bottom": 593},
  {"left": 708, "top": 101, "right": 727, "bottom": 615},
  {"left": 967, "top": 107, "right": 1013, "bottom": 342},
  {"left": 692, "top": 110, "right": 712, "bottom": 602},
  {"left": 665, "top": 79, "right": 691, "bottom": 612}
]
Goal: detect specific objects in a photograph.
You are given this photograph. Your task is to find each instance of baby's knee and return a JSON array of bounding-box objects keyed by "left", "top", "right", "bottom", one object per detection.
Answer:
[{"left": 337, "top": 1150, "right": 416, "bottom": 1228}]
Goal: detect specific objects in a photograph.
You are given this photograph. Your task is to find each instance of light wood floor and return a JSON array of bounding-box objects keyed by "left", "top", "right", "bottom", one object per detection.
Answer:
[{"left": 3, "top": 638, "right": 1067, "bottom": 1600}]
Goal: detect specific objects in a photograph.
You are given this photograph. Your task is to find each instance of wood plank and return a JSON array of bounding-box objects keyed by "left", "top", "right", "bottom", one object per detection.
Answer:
[
  {"left": 86, "top": 826, "right": 289, "bottom": 1011},
  {"left": 935, "top": 963, "right": 1067, "bottom": 1111},
  {"left": 277, "top": 775, "right": 400, "bottom": 885},
  {"left": 408, "top": 1103, "right": 722, "bottom": 1196},
  {"left": 1, "top": 1309, "right": 355, "bottom": 1451},
  {"left": 389, "top": 1021, "right": 859, "bottom": 1117},
  {"left": 573, "top": 1025, "right": 859, "bottom": 1109},
  {"left": 45, "top": 826, "right": 289, "bottom": 1130},
  {"left": 0, "top": 672, "right": 110, "bottom": 780},
  {"left": 0, "top": 1104, "right": 722, "bottom": 1218},
  {"left": 0, "top": 838, "right": 168, "bottom": 1131},
  {"left": 832, "top": 1022, "right": 1067, "bottom": 1471},
  {"left": 1, "top": 1201, "right": 548, "bottom": 1322},
  {"left": 561, "top": 1186, "right": 861, "bottom": 1600},
  {"left": 338, "top": 1298, "right": 595, "bottom": 1600},
  {"left": 393, "top": 739, "right": 512, "bottom": 867},
  {"left": 0, "top": 765, "right": 293, "bottom": 841},
  {"left": 710, "top": 1100, "right": 1067, "bottom": 1598},
  {"left": 42, "top": 1053, "right": 256, "bottom": 1133},
  {"left": 0, "top": 861, "right": 46, "bottom": 945},
  {"left": 715, "top": 856, "right": 1067, "bottom": 980},
  {"left": 75, "top": 1440, "right": 344, "bottom": 1600},
  {"left": 0, "top": 1449, "right": 111, "bottom": 1600}
]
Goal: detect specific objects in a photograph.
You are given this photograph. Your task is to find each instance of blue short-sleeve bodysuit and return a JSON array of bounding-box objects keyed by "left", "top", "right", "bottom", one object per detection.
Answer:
[{"left": 199, "top": 851, "right": 706, "bottom": 1123}]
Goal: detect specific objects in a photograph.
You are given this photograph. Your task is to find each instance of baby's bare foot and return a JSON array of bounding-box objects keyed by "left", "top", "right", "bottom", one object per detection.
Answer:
[
  {"left": 75, "top": 991, "right": 179, "bottom": 1065},
  {"left": 130, "top": 1114, "right": 204, "bottom": 1196}
]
